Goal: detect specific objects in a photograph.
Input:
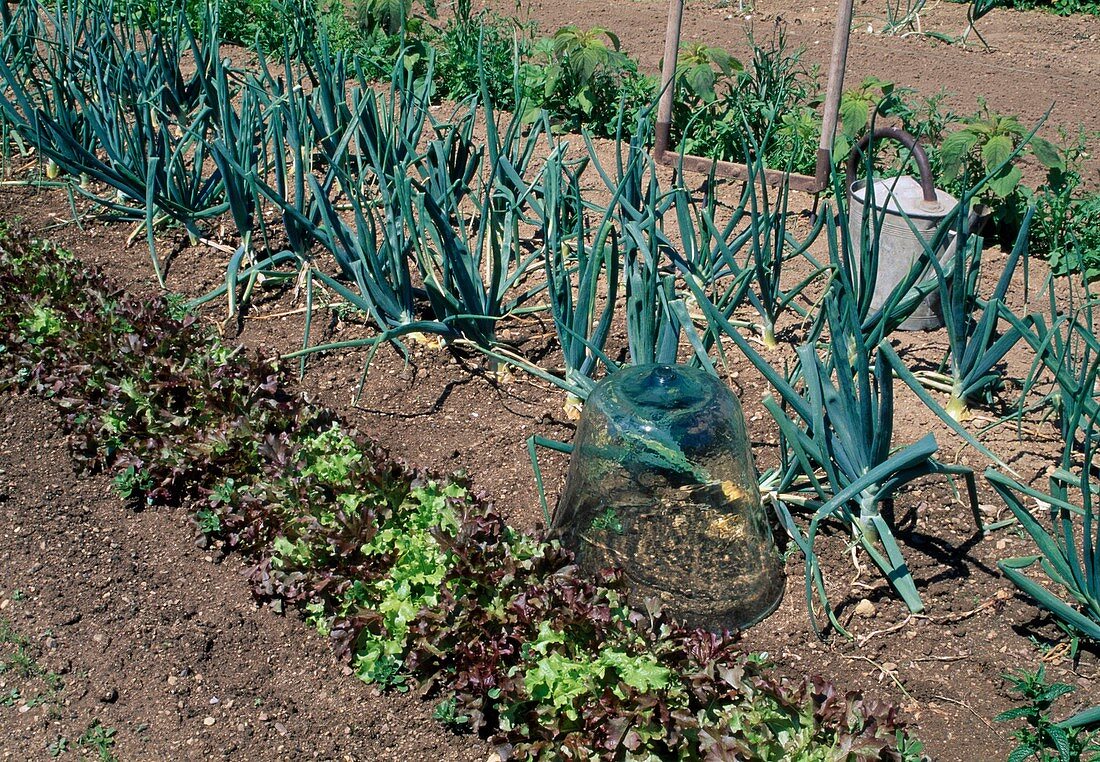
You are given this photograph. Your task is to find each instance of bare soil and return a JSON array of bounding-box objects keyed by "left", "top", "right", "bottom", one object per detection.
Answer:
[
  {"left": 0, "top": 394, "right": 489, "bottom": 761},
  {"left": 506, "top": 0, "right": 1100, "bottom": 182},
  {"left": 2, "top": 2, "right": 1100, "bottom": 760}
]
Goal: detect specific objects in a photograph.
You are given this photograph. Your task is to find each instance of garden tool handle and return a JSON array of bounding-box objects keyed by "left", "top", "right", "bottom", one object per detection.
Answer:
[{"left": 846, "top": 126, "right": 940, "bottom": 212}]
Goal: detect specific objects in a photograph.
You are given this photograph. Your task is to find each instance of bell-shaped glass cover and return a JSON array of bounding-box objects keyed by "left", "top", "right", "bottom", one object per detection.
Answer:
[{"left": 551, "top": 364, "right": 784, "bottom": 630}]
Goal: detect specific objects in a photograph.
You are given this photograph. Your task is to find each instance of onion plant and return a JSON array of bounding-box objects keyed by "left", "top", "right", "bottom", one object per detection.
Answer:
[
  {"left": 990, "top": 310, "right": 1100, "bottom": 642},
  {"left": 410, "top": 111, "right": 544, "bottom": 359},
  {"left": 201, "top": 55, "right": 275, "bottom": 318},
  {"left": 0, "top": 2, "right": 42, "bottom": 83},
  {"left": 0, "top": 5, "right": 98, "bottom": 168},
  {"left": 256, "top": 48, "right": 322, "bottom": 266},
  {"left": 914, "top": 207, "right": 1033, "bottom": 421},
  {"left": 193, "top": 30, "right": 351, "bottom": 330},
  {"left": 668, "top": 130, "right": 828, "bottom": 352},
  {"left": 838, "top": 118, "right": 1036, "bottom": 346},
  {"left": 585, "top": 114, "right": 712, "bottom": 372},
  {"left": 839, "top": 143, "right": 949, "bottom": 345},
  {"left": 685, "top": 198, "right": 992, "bottom": 630},
  {"left": 990, "top": 462, "right": 1100, "bottom": 642},
  {"left": 865, "top": 114, "right": 1046, "bottom": 421},
  {"left": 305, "top": 77, "right": 425, "bottom": 337},
  {"left": 836, "top": 130, "right": 1037, "bottom": 468},
  {"left": 617, "top": 164, "right": 684, "bottom": 368},
  {"left": 1003, "top": 291, "right": 1100, "bottom": 436},
  {"left": 537, "top": 147, "right": 618, "bottom": 400},
  {"left": 226, "top": 46, "right": 430, "bottom": 351},
  {"left": 0, "top": 1, "right": 234, "bottom": 286},
  {"left": 406, "top": 52, "right": 556, "bottom": 367},
  {"left": 766, "top": 282, "right": 978, "bottom": 625},
  {"left": 734, "top": 159, "right": 828, "bottom": 349},
  {"left": 204, "top": 54, "right": 328, "bottom": 370},
  {"left": 230, "top": 44, "right": 560, "bottom": 385},
  {"left": 668, "top": 169, "right": 753, "bottom": 299}
]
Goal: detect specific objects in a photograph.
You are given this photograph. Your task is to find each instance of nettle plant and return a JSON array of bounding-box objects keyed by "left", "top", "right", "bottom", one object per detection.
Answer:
[
  {"left": 1030, "top": 127, "right": 1100, "bottom": 282},
  {"left": 996, "top": 666, "right": 1100, "bottom": 760},
  {"left": 836, "top": 77, "right": 913, "bottom": 160},
  {"left": 675, "top": 42, "right": 742, "bottom": 107},
  {"left": 674, "top": 28, "right": 820, "bottom": 174},
  {"left": 521, "top": 25, "right": 654, "bottom": 137},
  {"left": 939, "top": 102, "right": 1061, "bottom": 229}
]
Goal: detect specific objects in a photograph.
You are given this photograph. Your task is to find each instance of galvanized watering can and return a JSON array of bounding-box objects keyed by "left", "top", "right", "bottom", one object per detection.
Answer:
[{"left": 847, "top": 126, "right": 975, "bottom": 331}]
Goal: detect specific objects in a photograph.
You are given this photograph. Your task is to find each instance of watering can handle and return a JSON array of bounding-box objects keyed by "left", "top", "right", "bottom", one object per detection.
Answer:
[{"left": 845, "top": 126, "right": 940, "bottom": 211}]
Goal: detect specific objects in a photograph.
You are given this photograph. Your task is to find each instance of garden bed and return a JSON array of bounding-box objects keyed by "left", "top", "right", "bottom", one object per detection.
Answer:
[
  {"left": 1, "top": 0, "right": 1099, "bottom": 759},
  {"left": 1, "top": 170, "right": 1096, "bottom": 762}
]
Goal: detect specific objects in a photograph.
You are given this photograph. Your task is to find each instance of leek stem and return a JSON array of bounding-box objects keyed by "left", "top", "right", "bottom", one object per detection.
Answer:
[
  {"left": 761, "top": 322, "right": 778, "bottom": 350},
  {"left": 946, "top": 385, "right": 970, "bottom": 422}
]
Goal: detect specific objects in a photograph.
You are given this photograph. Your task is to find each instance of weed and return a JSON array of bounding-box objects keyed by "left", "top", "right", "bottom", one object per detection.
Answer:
[
  {"left": 676, "top": 26, "right": 819, "bottom": 173},
  {"left": 1049, "top": 193, "right": 1100, "bottom": 281},
  {"left": 434, "top": 5, "right": 522, "bottom": 108},
  {"left": 114, "top": 0, "right": 304, "bottom": 51},
  {"left": 1028, "top": 634, "right": 1081, "bottom": 661},
  {"left": 336, "top": 0, "right": 436, "bottom": 77},
  {"left": 352, "top": 0, "right": 436, "bottom": 35},
  {"left": 1030, "top": 127, "right": 1100, "bottom": 279},
  {"left": 940, "top": 102, "right": 1027, "bottom": 196},
  {"left": 996, "top": 666, "right": 1100, "bottom": 760},
  {"left": 939, "top": 100, "right": 1059, "bottom": 240},
  {"left": 112, "top": 465, "right": 153, "bottom": 506},
  {"left": 2, "top": 645, "right": 38, "bottom": 678},
  {"left": 675, "top": 42, "right": 742, "bottom": 106},
  {"left": 0, "top": 618, "right": 65, "bottom": 715},
  {"left": 432, "top": 696, "right": 470, "bottom": 729},
  {"left": 194, "top": 507, "right": 222, "bottom": 534},
  {"left": 0, "top": 619, "right": 26, "bottom": 646},
  {"left": 980, "top": 0, "right": 1100, "bottom": 15},
  {"left": 521, "top": 26, "right": 655, "bottom": 136},
  {"left": 164, "top": 293, "right": 191, "bottom": 321},
  {"left": 47, "top": 736, "right": 68, "bottom": 758},
  {"left": 589, "top": 507, "right": 624, "bottom": 534},
  {"left": 77, "top": 722, "right": 118, "bottom": 762},
  {"left": 895, "top": 732, "right": 928, "bottom": 761}
]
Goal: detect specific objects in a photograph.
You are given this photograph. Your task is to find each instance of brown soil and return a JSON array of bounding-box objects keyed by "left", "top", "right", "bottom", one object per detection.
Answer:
[
  {"left": 0, "top": 394, "right": 489, "bottom": 761},
  {"left": 505, "top": 0, "right": 1100, "bottom": 182},
  {"left": 2, "top": 3, "right": 1100, "bottom": 760}
]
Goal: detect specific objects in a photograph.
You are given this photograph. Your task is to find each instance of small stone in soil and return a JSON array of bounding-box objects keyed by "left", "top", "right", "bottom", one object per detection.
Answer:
[
  {"left": 854, "top": 599, "right": 876, "bottom": 617},
  {"left": 203, "top": 716, "right": 216, "bottom": 727}
]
